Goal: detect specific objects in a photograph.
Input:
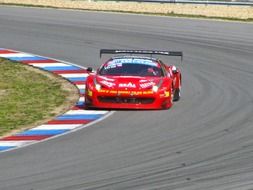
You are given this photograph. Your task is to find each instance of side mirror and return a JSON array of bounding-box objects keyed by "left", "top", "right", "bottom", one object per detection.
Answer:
[
  {"left": 172, "top": 65, "right": 178, "bottom": 74},
  {"left": 86, "top": 67, "right": 93, "bottom": 73}
]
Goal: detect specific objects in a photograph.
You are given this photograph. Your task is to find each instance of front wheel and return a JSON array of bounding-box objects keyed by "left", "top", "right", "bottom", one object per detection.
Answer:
[{"left": 173, "top": 88, "right": 181, "bottom": 101}]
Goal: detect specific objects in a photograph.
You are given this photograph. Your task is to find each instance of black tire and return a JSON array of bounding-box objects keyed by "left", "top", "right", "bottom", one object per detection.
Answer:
[{"left": 173, "top": 88, "right": 181, "bottom": 101}]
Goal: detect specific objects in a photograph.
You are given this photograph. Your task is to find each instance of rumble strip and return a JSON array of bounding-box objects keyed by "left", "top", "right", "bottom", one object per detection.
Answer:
[{"left": 0, "top": 48, "right": 110, "bottom": 152}]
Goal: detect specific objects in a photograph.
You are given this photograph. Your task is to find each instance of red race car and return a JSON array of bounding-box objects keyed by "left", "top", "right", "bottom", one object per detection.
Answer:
[{"left": 85, "top": 49, "right": 182, "bottom": 109}]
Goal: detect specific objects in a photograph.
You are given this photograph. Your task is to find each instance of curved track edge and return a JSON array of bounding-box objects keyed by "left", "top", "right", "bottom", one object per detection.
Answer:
[{"left": 0, "top": 48, "right": 112, "bottom": 153}]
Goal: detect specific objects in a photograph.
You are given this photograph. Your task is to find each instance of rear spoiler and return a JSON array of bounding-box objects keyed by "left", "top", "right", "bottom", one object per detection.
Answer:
[{"left": 100, "top": 49, "right": 183, "bottom": 61}]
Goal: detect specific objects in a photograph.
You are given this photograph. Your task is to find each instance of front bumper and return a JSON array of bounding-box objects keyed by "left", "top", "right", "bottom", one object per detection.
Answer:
[{"left": 85, "top": 89, "right": 172, "bottom": 110}]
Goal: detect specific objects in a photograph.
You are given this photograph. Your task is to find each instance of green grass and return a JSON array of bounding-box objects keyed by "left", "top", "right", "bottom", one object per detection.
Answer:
[
  {"left": 1, "top": 2, "right": 253, "bottom": 22},
  {"left": 0, "top": 58, "right": 69, "bottom": 136}
]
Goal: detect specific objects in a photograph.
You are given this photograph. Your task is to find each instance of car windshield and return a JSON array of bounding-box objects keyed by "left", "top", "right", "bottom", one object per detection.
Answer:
[{"left": 99, "top": 58, "right": 164, "bottom": 77}]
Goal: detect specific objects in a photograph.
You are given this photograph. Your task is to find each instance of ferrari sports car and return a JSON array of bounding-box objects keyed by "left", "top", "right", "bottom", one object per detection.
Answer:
[{"left": 85, "top": 49, "right": 182, "bottom": 109}]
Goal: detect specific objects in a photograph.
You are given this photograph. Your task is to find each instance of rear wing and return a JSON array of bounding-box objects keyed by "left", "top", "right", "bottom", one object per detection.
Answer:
[{"left": 100, "top": 49, "right": 183, "bottom": 61}]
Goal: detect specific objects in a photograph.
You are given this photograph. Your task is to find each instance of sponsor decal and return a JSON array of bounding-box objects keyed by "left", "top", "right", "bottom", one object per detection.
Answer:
[
  {"left": 98, "top": 89, "right": 153, "bottom": 95},
  {"left": 111, "top": 58, "right": 157, "bottom": 67},
  {"left": 119, "top": 82, "right": 136, "bottom": 88},
  {"left": 140, "top": 82, "right": 155, "bottom": 88},
  {"left": 100, "top": 80, "right": 115, "bottom": 87},
  {"left": 164, "top": 91, "right": 170, "bottom": 97},
  {"left": 98, "top": 76, "right": 115, "bottom": 81},
  {"left": 87, "top": 89, "right": 93, "bottom": 96},
  {"left": 104, "top": 61, "right": 122, "bottom": 70}
]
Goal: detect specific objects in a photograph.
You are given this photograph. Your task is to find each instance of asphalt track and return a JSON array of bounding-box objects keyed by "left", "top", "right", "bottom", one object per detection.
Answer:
[{"left": 0, "top": 6, "right": 253, "bottom": 190}]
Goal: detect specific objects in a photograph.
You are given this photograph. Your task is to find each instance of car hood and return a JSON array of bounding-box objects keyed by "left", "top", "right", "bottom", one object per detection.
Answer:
[{"left": 96, "top": 75, "right": 161, "bottom": 90}]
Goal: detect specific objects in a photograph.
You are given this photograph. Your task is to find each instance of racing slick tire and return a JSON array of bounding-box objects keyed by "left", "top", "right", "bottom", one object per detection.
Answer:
[{"left": 173, "top": 88, "right": 181, "bottom": 101}]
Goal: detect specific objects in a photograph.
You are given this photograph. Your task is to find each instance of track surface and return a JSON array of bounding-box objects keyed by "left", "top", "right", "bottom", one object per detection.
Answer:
[{"left": 0, "top": 7, "right": 253, "bottom": 190}]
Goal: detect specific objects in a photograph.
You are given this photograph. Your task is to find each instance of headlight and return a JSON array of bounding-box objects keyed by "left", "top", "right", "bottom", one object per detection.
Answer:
[
  {"left": 152, "top": 79, "right": 163, "bottom": 92},
  {"left": 95, "top": 84, "right": 101, "bottom": 91},
  {"left": 94, "top": 77, "right": 101, "bottom": 91},
  {"left": 152, "top": 85, "right": 159, "bottom": 92}
]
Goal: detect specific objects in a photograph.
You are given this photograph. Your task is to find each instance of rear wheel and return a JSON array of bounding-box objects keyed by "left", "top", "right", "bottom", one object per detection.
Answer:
[{"left": 173, "top": 88, "right": 181, "bottom": 101}]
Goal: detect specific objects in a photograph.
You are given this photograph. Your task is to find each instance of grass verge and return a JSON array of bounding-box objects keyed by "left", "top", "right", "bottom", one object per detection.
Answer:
[{"left": 0, "top": 58, "right": 79, "bottom": 137}]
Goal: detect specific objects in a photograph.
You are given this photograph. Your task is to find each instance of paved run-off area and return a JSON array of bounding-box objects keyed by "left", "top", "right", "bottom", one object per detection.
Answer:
[{"left": 0, "top": 0, "right": 253, "bottom": 19}]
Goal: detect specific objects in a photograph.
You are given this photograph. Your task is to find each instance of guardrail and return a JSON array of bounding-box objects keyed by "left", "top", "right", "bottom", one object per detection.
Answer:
[{"left": 101, "top": 0, "right": 253, "bottom": 6}]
